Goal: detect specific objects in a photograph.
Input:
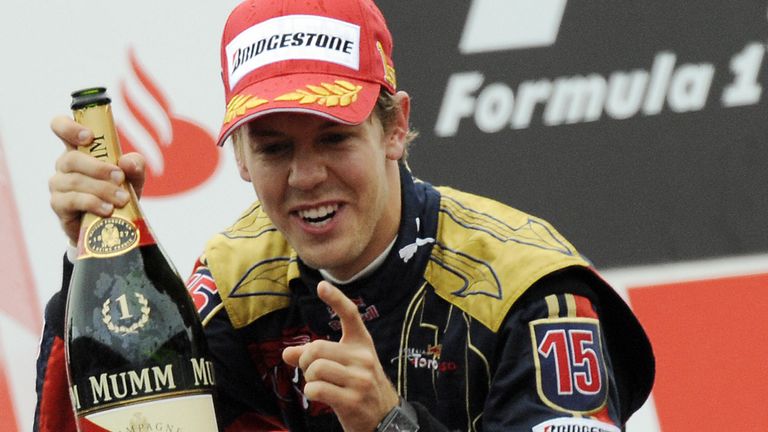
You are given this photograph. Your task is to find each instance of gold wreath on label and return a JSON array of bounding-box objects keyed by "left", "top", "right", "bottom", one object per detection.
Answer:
[
  {"left": 102, "top": 293, "right": 151, "bottom": 334},
  {"left": 275, "top": 80, "right": 362, "bottom": 107}
]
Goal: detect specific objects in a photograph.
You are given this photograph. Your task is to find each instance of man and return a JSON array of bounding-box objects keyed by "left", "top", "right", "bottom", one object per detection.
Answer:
[{"left": 37, "top": 0, "right": 654, "bottom": 431}]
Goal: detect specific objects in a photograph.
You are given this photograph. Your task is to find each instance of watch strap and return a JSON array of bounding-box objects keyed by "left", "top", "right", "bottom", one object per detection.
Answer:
[{"left": 376, "top": 397, "right": 419, "bottom": 432}]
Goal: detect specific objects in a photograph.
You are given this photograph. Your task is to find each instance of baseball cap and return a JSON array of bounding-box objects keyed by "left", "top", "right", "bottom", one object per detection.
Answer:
[{"left": 215, "top": 0, "right": 397, "bottom": 147}]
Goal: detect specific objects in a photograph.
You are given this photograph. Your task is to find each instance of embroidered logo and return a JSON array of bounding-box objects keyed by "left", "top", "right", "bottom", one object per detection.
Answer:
[
  {"left": 399, "top": 218, "right": 435, "bottom": 263},
  {"left": 327, "top": 297, "right": 379, "bottom": 330},
  {"left": 377, "top": 41, "right": 397, "bottom": 88},
  {"left": 396, "top": 344, "right": 458, "bottom": 373},
  {"left": 224, "top": 94, "right": 269, "bottom": 124},
  {"left": 530, "top": 317, "right": 608, "bottom": 414},
  {"left": 532, "top": 417, "right": 620, "bottom": 432}
]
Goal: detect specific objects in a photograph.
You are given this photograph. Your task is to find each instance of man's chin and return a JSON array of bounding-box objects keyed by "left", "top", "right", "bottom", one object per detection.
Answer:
[
  {"left": 289, "top": 234, "right": 364, "bottom": 275},
  {"left": 296, "top": 249, "right": 346, "bottom": 272}
]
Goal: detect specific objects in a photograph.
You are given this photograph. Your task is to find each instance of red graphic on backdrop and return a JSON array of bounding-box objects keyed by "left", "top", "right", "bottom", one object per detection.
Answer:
[
  {"left": 0, "top": 333, "right": 19, "bottom": 432},
  {"left": 0, "top": 139, "right": 39, "bottom": 432},
  {"left": 0, "top": 141, "right": 41, "bottom": 331},
  {"left": 117, "top": 49, "right": 219, "bottom": 197},
  {"left": 629, "top": 273, "right": 768, "bottom": 430}
]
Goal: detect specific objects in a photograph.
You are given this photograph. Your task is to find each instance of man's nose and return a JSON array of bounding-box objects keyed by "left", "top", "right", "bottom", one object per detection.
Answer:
[{"left": 287, "top": 149, "right": 327, "bottom": 190}]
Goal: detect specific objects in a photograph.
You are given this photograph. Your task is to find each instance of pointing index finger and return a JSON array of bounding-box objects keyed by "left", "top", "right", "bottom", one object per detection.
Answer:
[{"left": 316, "top": 281, "right": 370, "bottom": 343}]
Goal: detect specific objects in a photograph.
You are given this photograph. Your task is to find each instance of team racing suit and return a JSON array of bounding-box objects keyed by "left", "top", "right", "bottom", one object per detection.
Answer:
[{"left": 35, "top": 164, "right": 654, "bottom": 431}]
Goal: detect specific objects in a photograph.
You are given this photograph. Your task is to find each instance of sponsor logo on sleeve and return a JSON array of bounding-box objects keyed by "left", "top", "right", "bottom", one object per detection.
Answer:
[{"left": 532, "top": 417, "right": 621, "bottom": 432}]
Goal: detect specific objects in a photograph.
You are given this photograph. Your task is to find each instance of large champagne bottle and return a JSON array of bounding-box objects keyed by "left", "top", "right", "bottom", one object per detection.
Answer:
[{"left": 64, "top": 87, "right": 219, "bottom": 431}]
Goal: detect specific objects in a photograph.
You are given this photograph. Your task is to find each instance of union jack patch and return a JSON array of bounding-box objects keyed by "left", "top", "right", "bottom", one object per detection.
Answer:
[
  {"left": 529, "top": 317, "right": 608, "bottom": 414},
  {"left": 186, "top": 266, "right": 221, "bottom": 320}
]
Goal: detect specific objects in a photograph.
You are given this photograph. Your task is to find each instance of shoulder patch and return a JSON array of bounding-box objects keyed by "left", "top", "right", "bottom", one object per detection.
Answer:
[
  {"left": 204, "top": 201, "right": 298, "bottom": 328},
  {"left": 425, "top": 187, "right": 591, "bottom": 332},
  {"left": 186, "top": 265, "right": 222, "bottom": 325},
  {"left": 529, "top": 315, "right": 609, "bottom": 414}
]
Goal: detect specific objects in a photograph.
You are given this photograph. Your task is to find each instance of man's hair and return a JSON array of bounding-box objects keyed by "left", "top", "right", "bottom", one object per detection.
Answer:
[
  {"left": 374, "top": 91, "right": 418, "bottom": 161},
  {"left": 233, "top": 90, "right": 418, "bottom": 161}
]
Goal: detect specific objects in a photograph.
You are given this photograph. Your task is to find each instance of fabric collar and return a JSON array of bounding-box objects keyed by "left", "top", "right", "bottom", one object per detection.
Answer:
[{"left": 289, "top": 163, "right": 441, "bottom": 336}]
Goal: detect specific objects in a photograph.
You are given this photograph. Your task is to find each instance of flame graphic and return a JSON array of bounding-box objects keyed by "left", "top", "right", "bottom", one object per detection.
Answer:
[
  {"left": 0, "top": 332, "right": 20, "bottom": 431},
  {"left": 0, "top": 139, "right": 33, "bottom": 432},
  {"left": 0, "top": 139, "right": 41, "bottom": 333},
  {"left": 117, "top": 49, "right": 219, "bottom": 197}
]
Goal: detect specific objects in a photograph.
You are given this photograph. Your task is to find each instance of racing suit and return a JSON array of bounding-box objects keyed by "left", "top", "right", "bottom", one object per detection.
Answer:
[{"left": 35, "top": 164, "right": 654, "bottom": 431}]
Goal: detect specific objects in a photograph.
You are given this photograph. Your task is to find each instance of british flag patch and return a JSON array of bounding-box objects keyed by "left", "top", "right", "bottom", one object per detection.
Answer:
[{"left": 186, "top": 265, "right": 222, "bottom": 320}]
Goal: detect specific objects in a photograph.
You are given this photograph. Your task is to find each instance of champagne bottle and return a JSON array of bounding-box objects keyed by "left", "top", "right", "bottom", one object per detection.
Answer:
[{"left": 64, "top": 87, "right": 219, "bottom": 431}]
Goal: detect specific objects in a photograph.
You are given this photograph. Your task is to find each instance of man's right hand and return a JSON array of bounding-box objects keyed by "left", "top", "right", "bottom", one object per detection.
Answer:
[{"left": 48, "top": 115, "right": 146, "bottom": 245}]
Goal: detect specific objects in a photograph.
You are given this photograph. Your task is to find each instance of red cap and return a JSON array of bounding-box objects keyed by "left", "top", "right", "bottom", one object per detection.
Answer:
[{"left": 216, "top": 0, "right": 397, "bottom": 146}]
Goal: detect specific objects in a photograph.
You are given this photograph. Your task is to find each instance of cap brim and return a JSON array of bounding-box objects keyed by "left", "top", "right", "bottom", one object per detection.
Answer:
[{"left": 216, "top": 73, "right": 381, "bottom": 146}]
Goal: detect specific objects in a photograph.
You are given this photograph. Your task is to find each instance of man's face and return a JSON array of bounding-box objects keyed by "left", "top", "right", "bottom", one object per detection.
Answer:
[{"left": 236, "top": 103, "right": 406, "bottom": 280}]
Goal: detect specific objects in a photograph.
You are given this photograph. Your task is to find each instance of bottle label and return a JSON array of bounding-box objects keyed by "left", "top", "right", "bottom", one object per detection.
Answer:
[
  {"left": 84, "top": 216, "right": 139, "bottom": 258},
  {"left": 69, "top": 357, "right": 217, "bottom": 413},
  {"left": 79, "top": 393, "right": 219, "bottom": 431}
]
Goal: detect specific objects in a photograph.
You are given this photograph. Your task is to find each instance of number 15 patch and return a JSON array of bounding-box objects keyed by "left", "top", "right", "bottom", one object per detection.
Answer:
[{"left": 529, "top": 318, "right": 608, "bottom": 414}]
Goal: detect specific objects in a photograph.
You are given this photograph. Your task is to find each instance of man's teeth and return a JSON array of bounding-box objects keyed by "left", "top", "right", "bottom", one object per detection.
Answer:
[{"left": 299, "top": 204, "right": 339, "bottom": 225}]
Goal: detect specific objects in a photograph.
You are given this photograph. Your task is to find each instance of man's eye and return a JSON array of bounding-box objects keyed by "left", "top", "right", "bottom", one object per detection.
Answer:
[
  {"left": 258, "top": 142, "right": 290, "bottom": 155},
  {"left": 320, "top": 133, "right": 348, "bottom": 145}
]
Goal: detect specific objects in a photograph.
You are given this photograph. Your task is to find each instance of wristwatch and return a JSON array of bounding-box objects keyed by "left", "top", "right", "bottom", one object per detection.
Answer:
[{"left": 376, "top": 397, "right": 419, "bottom": 432}]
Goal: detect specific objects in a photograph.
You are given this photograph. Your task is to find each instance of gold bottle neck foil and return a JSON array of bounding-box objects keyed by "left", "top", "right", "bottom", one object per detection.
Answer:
[{"left": 72, "top": 100, "right": 148, "bottom": 258}]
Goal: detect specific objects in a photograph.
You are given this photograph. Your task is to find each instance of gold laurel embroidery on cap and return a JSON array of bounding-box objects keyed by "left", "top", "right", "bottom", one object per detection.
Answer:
[
  {"left": 376, "top": 41, "right": 397, "bottom": 88},
  {"left": 274, "top": 80, "right": 362, "bottom": 108},
  {"left": 224, "top": 94, "right": 268, "bottom": 124}
]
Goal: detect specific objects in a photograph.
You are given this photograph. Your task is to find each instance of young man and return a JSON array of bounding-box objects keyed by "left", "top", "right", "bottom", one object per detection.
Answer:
[{"left": 37, "top": 0, "right": 654, "bottom": 431}]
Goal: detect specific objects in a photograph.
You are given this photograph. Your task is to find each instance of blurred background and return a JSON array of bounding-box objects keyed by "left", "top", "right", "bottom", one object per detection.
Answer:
[{"left": 1, "top": 1, "right": 766, "bottom": 430}]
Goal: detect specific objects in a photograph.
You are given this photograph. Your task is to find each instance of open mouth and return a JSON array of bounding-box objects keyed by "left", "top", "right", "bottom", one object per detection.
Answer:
[{"left": 297, "top": 204, "right": 339, "bottom": 227}]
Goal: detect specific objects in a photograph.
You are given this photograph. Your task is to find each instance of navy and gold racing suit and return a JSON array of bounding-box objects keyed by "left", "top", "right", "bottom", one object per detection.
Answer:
[{"left": 35, "top": 165, "right": 654, "bottom": 431}]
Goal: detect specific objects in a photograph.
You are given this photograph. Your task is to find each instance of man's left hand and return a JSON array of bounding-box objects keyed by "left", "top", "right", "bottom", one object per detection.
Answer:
[{"left": 282, "top": 280, "right": 399, "bottom": 432}]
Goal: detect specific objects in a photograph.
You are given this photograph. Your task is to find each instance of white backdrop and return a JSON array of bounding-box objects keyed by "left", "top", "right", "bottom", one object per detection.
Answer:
[{"left": 0, "top": 2, "right": 249, "bottom": 430}]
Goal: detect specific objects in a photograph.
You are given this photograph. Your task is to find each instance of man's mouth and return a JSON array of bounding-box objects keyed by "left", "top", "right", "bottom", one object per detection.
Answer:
[{"left": 297, "top": 204, "right": 339, "bottom": 227}]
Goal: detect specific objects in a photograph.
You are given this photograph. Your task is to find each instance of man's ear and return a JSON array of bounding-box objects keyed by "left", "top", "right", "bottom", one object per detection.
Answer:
[
  {"left": 386, "top": 91, "right": 411, "bottom": 161},
  {"left": 232, "top": 134, "right": 252, "bottom": 182}
]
